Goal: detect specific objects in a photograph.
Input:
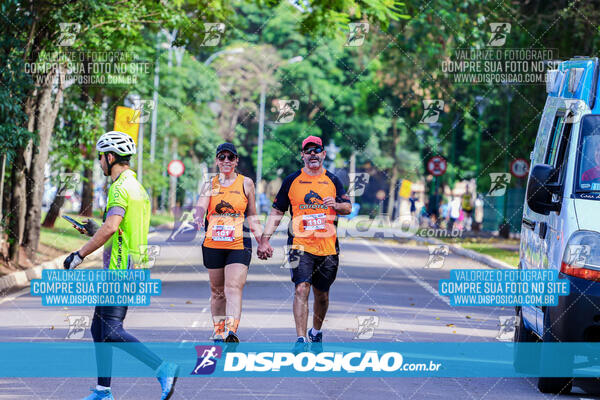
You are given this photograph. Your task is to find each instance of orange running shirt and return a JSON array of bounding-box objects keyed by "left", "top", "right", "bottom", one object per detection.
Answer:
[
  {"left": 272, "top": 169, "right": 350, "bottom": 256},
  {"left": 203, "top": 174, "right": 248, "bottom": 250}
]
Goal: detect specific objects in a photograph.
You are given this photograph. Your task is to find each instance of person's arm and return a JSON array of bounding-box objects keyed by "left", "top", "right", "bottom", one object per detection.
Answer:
[
  {"left": 324, "top": 173, "right": 352, "bottom": 215},
  {"left": 257, "top": 207, "right": 284, "bottom": 259},
  {"left": 64, "top": 213, "right": 124, "bottom": 269},
  {"left": 65, "top": 181, "right": 131, "bottom": 269},
  {"left": 261, "top": 175, "right": 292, "bottom": 242},
  {"left": 261, "top": 207, "right": 285, "bottom": 243},
  {"left": 257, "top": 173, "right": 295, "bottom": 259},
  {"left": 323, "top": 197, "right": 352, "bottom": 215},
  {"left": 78, "top": 214, "right": 123, "bottom": 257},
  {"left": 243, "top": 177, "right": 263, "bottom": 244},
  {"left": 193, "top": 177, "right": 213, "bottom": 228},
  {"left": 257, "top": 184, "right": 287, "bottom": 258}
]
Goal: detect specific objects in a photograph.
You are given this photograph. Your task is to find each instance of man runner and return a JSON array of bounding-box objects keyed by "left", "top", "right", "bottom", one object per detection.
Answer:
[
  {"left": 64, "top": 131, "right": 178, "bottom": 400},
  {"left": 257, "top": 136, "right": 352, "bottom": 352}
]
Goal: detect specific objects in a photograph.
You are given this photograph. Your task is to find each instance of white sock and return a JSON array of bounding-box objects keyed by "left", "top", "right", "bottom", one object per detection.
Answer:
[
  {"left": 298, "top": 336, "right": 307, "bottom": 342},
  {"left": 310, "top": 328, "right": 322, "bottom": 335},
  {"left": 96, "top": 385, "right": 110, "bottom": 391}
]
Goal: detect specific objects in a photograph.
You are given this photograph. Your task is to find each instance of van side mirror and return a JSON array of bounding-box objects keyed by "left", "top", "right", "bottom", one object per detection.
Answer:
[{"left": 526, "top": 164, "right": 562, "bottom": 215}]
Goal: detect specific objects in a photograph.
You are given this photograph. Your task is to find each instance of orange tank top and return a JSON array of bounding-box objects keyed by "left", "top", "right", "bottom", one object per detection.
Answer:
[{"left": 203, "top": 174, "right": 248, "bottom": 250}]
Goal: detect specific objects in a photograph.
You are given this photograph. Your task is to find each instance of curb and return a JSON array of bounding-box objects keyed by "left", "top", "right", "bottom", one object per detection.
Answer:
[
  {"left": 0, "top": 232, "right": 158, "bottom": 294},
  {"left": 0, "top": 247, "right": 104, "bottom": 294},
  {"left": 411, "top": 235, "right": 516, "bottom": 270}
]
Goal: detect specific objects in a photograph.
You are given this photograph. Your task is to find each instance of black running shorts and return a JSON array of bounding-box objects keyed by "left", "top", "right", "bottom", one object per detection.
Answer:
[
  {"left": 202, "top": 245, "right": 251, "bottom": 269},
  {"left": 290, "top": 252, "right": 339, "bottom": 292}
]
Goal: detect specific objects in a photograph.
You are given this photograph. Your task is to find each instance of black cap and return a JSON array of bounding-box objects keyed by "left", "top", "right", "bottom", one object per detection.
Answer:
[{"left": 216, "top": 142, "right": 238, "bottom": 156}]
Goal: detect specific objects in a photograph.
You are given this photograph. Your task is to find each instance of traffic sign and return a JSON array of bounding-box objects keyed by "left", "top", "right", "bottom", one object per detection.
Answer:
[
  {"left": 427, "top": 156, "right": 447, "bottom": 176},
  {"left": 510, "top": 158, "right": 529, "bottom": 178},
  {"left": 167, "top": 160, "right": 185, "bottom": 177},
  {"left": 398, "top": 179, "right": 412, "bottom": 198},
  {"left": 113, "top": 106, "right": 139, "bottom": 144}
]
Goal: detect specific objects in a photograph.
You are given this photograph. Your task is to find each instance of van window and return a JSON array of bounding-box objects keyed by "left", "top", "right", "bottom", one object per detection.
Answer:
[
  {"left": 544, "top": 112, "right": 573, "bottom": 189},
  {"left": 545, "top": 115, "right": 564, "bottom": 166},
  {"left": 576, "top": 115, "right": 600, "bottom": 191}
]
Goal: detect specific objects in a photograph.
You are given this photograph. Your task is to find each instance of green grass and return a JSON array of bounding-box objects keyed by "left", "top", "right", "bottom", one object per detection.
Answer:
[
  {"left": 458, "top": 242, "right": 519, "bottom": 267},
  {"left": 39, "top": 227, "right": 88, "bottom": 253},
  {"left": 150, "top": 212, "right": 174, "bottom": 227}
]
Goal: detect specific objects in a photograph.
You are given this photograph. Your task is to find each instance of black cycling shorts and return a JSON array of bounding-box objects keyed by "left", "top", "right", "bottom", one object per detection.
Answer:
[
  {"left": 202, "top": 245, "right": 251, "bottom": 269},
  {"left": 290, "top": 252, "right": 339, "bottom": 292}
]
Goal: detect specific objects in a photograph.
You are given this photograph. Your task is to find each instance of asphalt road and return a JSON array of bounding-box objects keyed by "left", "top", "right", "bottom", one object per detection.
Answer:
[{"left": 1, "top": 228, "right": 599, "bottom": 399}]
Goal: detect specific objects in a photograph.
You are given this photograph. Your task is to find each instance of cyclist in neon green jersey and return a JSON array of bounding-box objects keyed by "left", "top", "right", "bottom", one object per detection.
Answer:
[
  {"left": 104, "top": 164, "right": 151, "bottom": 270},
  {"left": 64, "top": 131, "right": 178, "bottom": 400}
]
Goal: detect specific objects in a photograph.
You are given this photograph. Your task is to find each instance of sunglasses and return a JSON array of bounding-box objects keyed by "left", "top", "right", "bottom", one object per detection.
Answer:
[
  {"left": 217, "top": 153, "right": 236, "bottom": 161},
  {"left": 98, "top": 152, "right": 104, "bottom": 161},
  {"left": 303, "top": 146, "right": 324, "bottom": 155}
]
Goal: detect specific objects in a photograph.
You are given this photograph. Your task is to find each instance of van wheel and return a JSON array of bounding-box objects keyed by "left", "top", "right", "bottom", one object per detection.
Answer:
[
  {"left": 537, "top": 377, "right": 572, "bottom": 394},
  {"left": 513, "top": 308, "right": 539, "bottom": 373},
  {"left": 537, "top": 310, "right": 573, "bottom": 394}
]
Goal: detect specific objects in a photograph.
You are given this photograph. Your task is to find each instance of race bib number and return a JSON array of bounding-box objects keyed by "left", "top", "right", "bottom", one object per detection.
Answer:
[
  {"left": 212, "top": 225, "right": 235, "bottom": 241},
  {"left": 302, "top": 213, "right": 326, "bottom": 231}
]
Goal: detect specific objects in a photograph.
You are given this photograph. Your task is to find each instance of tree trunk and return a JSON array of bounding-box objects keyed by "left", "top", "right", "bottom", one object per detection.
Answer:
[
  {"left": 386, "top": 117, "right": 401, "bottom": 218},
  {"left": 8, "top": 151, "right": 27, "bottom": 265},
  {"left": 78, "top": 87, "right": 97, "bottom": 217},
  {"left": 79, "top": 161, "right": 94, "bottom": 216},
  {"left": 42, "top": 178, "right": 69, "bottom": 228},
  {"left": 23, "top": 68, "right": 64, "bottom": 260},
  {"left": 387, "top": 167, "right": 399, "bottom": 218},
  {"left": 7, "top": 90, "right": 36, "bottom": 265}
]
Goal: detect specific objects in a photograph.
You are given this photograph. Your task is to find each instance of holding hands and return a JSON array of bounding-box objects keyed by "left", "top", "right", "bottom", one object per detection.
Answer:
[{"left": 257, "top": 237, "right": 273, "bottom": 260}]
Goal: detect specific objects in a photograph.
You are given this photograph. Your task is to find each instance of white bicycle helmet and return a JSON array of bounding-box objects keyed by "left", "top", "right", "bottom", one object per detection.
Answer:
[{"left": 96, "top": 131, "right": 136, "bottom": 156}]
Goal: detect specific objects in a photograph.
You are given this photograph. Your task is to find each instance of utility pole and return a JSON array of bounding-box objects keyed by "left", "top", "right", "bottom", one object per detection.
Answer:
[
  {"left": 256, "top": 83, "right": 266, "bottom": 205},
  {"left": 502, "top": 88, "right": 513, "bottom": 235},
  {"left": 349, "top": 152, "right": 356, "bottom": 204},
  {"left": 137, "top": 121, "right": 144, "bottom": 184},
  {"left": 161, "top": 137, "right": 169, "bottom": 210},
  {"left": 475, "top": 95, "right": 489, "bottom": 193}
]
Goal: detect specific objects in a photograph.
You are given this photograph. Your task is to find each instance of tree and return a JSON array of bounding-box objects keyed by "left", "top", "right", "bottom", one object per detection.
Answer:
[
  {"left": 42, "top": 86, "right": 101, "bottom": 228},
  {"left": 1, "top": 0, "right": 420, "bottom": 269},
  {"left": 15, "top": 0, "right": 198, "bottom": 261},
  {"left": 0, "top": 0, "right": 36, "bottom": 267}
]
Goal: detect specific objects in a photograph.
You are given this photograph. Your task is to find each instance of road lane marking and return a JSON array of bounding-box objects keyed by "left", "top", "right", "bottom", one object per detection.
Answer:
[
  {"left": 359, "top": 239, "right": 450, "bottom": 306},
  {"left": 359, "top": 239, "right": 508, "bottom": 340}
]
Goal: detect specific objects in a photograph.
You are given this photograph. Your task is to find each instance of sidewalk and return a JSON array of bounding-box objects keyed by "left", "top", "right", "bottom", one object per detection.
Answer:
[
  {"left": 0, "top": 230, "right": 160, "bottom": 295},
  {"left": 412, "top": 235, "right": 517, "bottom": 269},
  {"left": 0, "top": 246, "right": 103, "bottom": 294}
]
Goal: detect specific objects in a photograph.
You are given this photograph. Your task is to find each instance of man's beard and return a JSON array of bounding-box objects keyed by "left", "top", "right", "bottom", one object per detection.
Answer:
[{"left": 309, "top": 155, "right": 321, "bottom": 162}]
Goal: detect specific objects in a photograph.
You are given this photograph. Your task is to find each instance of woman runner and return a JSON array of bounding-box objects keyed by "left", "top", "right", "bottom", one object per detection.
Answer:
[{"left": 194, "top": 143, "right": 263, "bottom": 342}]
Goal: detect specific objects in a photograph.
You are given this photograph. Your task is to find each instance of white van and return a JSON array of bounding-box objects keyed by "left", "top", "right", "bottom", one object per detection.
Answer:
[{"left": 516, "top": 56, "right": 600, "bottom": 394}]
